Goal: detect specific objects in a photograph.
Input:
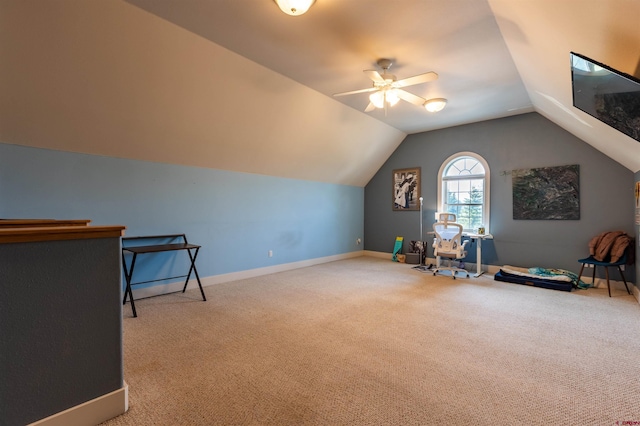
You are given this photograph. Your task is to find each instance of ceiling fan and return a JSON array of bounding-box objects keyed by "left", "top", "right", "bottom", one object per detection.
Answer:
[{"left": 333, "top": 59, "right": 446, "bottom": 113}]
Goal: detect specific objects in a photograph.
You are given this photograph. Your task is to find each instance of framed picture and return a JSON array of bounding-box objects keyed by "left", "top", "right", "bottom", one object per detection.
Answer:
[
  {"left": 392, "top": 167, "right": 420, "bottom": 211},
  {"left": 512, "top": 164, "right": 580, "bottom": 220}
]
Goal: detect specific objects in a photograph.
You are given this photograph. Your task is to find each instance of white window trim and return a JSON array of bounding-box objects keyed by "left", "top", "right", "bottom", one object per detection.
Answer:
[{"left": 437, "top": 151, "right": 490, "bottom": 234}]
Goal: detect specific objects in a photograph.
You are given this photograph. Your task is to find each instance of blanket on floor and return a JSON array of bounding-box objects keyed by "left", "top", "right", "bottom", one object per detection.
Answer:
[
  {"left": 501, "top": 265, "right": 590, "bottom": 289},
  {"left": 527, "top": 267, "right": 590, "bottom": 289}
]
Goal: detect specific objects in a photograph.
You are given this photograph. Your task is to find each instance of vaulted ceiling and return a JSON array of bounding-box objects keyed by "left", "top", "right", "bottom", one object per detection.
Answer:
[{"left": 1, "top": 0, "right": 639, "bottom": 187}]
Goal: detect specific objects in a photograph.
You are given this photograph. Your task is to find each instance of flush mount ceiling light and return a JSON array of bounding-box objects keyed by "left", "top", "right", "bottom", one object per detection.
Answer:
[
  {"left": 274, "top": 0, "right": 316, "bottom": 16},
  {"left": 424, "top": 98, "right": 447, "bottom": 112}
]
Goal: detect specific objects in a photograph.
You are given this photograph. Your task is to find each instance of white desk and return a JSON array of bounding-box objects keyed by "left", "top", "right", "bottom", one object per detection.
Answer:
[{"left": 463, "top": 233, "right": 493, "bottom": 277}]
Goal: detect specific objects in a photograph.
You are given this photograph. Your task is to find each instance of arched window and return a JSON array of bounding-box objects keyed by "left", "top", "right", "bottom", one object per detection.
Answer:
[{"left": 437, "top": 152, "right": 490, "bottom": 233}]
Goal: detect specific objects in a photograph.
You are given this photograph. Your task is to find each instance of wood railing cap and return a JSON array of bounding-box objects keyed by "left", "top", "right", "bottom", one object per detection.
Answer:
[
  {"left": 0, "top": 225, "right": 126, "bottom": 244},
  {"left": 0, "top": 219, "right": 92, "bottom": 228}
]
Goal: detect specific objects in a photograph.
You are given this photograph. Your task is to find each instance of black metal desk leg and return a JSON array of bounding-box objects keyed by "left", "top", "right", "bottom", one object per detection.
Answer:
[
  {"left": 122, "top": 252, "right": 138, "bottom": 318},
  {"left": 182, "top": 247, "right": 207, "bottom": 301},
  {"left": 121, "top": 250, "right": 131, "bottom": 305}
]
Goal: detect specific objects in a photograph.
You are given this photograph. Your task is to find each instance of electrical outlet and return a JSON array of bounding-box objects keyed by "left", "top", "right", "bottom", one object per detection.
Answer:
[
  {"left": 356, "top": 238, "right": 362, "bottom": 245},
  {"left": 268, "top": 250, "right": 273, "bottom": 257}
]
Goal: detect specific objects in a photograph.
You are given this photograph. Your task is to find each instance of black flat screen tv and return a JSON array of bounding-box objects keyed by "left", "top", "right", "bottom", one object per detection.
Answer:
[{"left": 570, "top": 52, "right": 640, "bottom": 142}]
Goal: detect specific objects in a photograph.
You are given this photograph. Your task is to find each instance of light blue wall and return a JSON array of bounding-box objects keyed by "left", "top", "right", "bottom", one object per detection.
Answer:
[
  {"left": 365, "top": 113, "right": 636, "bottom": 282},
  {"left": 0, "top": 143, "right": 364, "bottom": 286}
]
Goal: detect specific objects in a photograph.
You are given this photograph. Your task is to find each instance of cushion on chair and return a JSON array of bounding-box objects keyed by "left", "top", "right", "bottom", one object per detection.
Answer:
[{"left": 588, "top": 231, "right": 630, "bottom": 262}]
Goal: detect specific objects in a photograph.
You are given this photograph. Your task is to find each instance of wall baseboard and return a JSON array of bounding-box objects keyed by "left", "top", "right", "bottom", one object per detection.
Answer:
[
  {"left": 363, "top": 251, "right": 502, "bottom": 275},
  {"left": 132, "top": 250, "right": 640, "bottom": 307},
  {"left": 362, "top": 250, "right": 391, "bottom": 259},
  {"left": 29, "top": 383, "right": 128, "bottom": 426},
  {"left": 574, "top": 271, "right": 638, "bottom": 298},
  {"left": 131, "top": 250, "right": 365, "bottom": 300}
]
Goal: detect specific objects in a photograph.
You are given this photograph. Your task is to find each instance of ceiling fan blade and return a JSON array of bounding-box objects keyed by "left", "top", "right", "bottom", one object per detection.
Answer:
[
  {"left": 333, "top": 87, "right": 377, "bottom": 97},
  {"left": 395, "top": 72, "right": 438, "bottom": 88},
  {"left": 396, "top": 89, "right": 426, "bottom": 107},
  {"left": 364, "top": 70, "right": 385, "bottom": 83},
  {"left": 364, "top": 102, "right": 376, "bottom": 112}
]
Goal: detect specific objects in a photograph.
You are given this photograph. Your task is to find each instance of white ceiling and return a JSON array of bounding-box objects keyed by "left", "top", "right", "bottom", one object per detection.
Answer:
[
  {"left": 2, "top": 1, "right": 639, "bottom": 189},
  {"left": 127, "top": 0, "right": 640, "bottom": 172},
  {"left": 127, "top": 0, "right": 536, "bottom": 134}
]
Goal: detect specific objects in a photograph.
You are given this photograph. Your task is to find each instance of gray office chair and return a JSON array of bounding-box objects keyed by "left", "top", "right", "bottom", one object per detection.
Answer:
[{"left": 432, "top": 213, "right": 469, "bottom": 279}]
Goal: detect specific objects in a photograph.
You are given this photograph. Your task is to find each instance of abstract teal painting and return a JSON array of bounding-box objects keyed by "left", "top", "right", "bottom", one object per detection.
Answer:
[{"left": 512, "top": 164, "right": 580, "bottom": 220}]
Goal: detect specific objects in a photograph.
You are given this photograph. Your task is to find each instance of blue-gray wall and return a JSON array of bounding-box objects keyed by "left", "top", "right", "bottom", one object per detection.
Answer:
[
  {"left": 0, "top": 143, "right": 364, "bottom": 288},
  {"left": 365, "top": 113, "right": 636, "bottom": 284}
]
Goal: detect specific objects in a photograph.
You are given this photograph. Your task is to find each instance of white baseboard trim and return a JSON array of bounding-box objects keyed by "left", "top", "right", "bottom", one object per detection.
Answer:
[
  {"left": 364, "top": 251, "right": 502, "bottom": 275},
  {"left": 362, "top": 250, "right": 392, "bottom": 259},
  {"left": 132, "top": 250, "right": 365, "bottom": 300},
  {"left": 29, "top": 383, "right": 128, "bottom": 426},
  {"left": 587, "top": 276, "right": 639, "bottom": 294},
  {"left": 131, "top": 251, "right": 638, "bottom": 303}
]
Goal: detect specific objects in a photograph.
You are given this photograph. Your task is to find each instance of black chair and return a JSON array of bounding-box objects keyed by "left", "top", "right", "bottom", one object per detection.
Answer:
[{"left": 577, "top": 249, "right": 631, "bottom": 297}]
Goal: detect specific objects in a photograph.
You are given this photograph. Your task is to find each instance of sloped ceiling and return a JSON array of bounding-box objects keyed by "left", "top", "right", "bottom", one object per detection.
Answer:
[
  {"left": 1, "top": 0, "right": 639, "bottom": 189},
  {"left": 126, "top": 0, "right": 533, "bottom": 135},
  {"left": 126, "top": 0, "right": 640, "bottom": 172},
  {"left": 489, "top": 0, "right": 640, "bottom": 173},
  {"left": 0, "top": 0, "right": 404, "bottom": 187}
]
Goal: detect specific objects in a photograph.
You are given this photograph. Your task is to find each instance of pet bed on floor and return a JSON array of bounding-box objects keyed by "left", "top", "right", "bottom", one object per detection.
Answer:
[{"left": 494, "top": 265, "right": 581, "bottom": 292}]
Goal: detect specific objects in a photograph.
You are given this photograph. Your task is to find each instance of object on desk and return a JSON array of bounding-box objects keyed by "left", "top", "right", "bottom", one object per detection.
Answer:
[
  {"left": 432, "top": 214, "right": 469, "bottom": 279},
  {"left": 121, "top": 234, "right": 206, "bottom": 317},
  {"left": 478, "top": 225, "right": 485, "bottom": 235}
]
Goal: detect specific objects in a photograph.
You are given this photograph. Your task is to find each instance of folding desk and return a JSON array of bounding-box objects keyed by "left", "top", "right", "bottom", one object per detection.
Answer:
[{"left": 121, "top": 234, "right": 206, "bottom": 317}]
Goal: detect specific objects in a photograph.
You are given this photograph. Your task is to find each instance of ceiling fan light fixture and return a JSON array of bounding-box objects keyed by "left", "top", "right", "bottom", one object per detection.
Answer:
[
  {"left": 386, "top": 89, "right": 400, "bottom": 106},
  {"left": 424, "top": 98, "right": 447, "bottom": 112},
  {"left": 369, "top": 91, "right": 385, "bottom": 108},
  {"left": 274, "top": 0, "right": 315, "bottom": 16},
  {"left": 369, "top": 89, "right": 400, "bottom": 109}
]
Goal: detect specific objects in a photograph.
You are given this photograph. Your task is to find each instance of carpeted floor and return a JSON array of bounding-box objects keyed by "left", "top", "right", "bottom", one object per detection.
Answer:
[{"left": 101, "top": 256, "right": 640, "bottom": 425}]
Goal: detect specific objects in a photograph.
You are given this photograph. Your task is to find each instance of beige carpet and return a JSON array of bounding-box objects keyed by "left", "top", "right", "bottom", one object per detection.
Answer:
[{"left": 102, "top": 256, "right": 640, "bottom": 425}]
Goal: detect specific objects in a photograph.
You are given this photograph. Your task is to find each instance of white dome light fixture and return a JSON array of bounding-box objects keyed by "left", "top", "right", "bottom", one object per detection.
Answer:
[
  {"left": 274, "top": 0, "right": 316, "bottom": 16},
  {"left": 424, "top": 98, "right": 447, "bottom": 112}
]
